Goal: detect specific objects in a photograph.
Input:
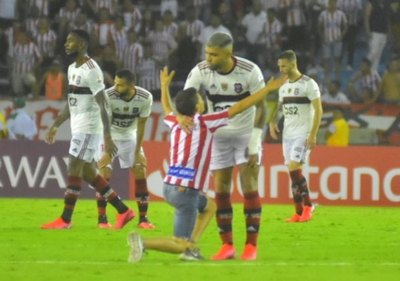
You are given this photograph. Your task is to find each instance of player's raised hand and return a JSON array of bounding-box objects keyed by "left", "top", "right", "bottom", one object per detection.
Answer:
[
  {"left": 160, "top": 66, "right": 175, "bottom": 87},
  {"left": 98, "top": 152, "right": 112, "bottom": 169},
  {"left": 44, "top": 126, "right": 58, "bottom": 144},
  {"left": 266, "top": 75, "right": 287, "bottom": 92}
]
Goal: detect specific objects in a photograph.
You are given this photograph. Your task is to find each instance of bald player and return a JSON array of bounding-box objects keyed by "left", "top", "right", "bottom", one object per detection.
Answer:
[{"left": 184, "top": 32, "right": 266, "bottom": 261}]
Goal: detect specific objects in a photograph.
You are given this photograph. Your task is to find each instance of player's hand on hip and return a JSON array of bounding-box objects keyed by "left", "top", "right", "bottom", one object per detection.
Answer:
[
  {"left": 176, "top": 115, "right": 194, "bottom": 134},
  {"left": 98, "top": 152, "right": 112, "bottom": 169},
  {"left": 44, "top": 127, "right": 58, "bottom": 144},
  {"left": 247, "top": 154, "right": 259, "bottom": 168},
  {"left": 269, "top": 122, "right": 280, "bottom": 140},
  {"left": 160, "top": 66, "right": 175, "bottom": 87}
]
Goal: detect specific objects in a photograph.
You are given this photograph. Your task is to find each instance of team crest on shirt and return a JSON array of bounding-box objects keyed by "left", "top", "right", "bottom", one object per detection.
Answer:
[
  {"left": 76, "top": 76, "right": 81, "bottom": 85},
  {"left": 221, "top": 83, "right": 228, "bottom": 91},
  {"left": 123, "top": 106, "right": 129, "bottom": 112},
  {"left": 294, "top": 88, "right": 300, "bottom": 95},
  {"left": 234, "top": 83, "right": 243, "bottom": 93}
]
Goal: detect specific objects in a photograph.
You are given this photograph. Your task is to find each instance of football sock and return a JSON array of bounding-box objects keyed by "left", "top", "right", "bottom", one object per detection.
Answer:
[
  {"left": 135, "top": 179, "right": 149, "bottom": 222},
  {"left": 243, "top": 191, "right": 262, "bottom": 246},
  {"left": 96, "top": 192, "right": 108, "bottom": 223},
  {"left": 61, "top": 176, "right": 82, "bottom": 223},
  {"left": 289, "top": 169, "right": 304, "bottom": 214},
  {"left": 91, "top": 175, "right": 128, "bottom": 214},
  {"left": 290, "top": 169, "right": 312, "bottom": 207},
  {"left": 215, "top": 192, "right": 233, "bottom": 245}
]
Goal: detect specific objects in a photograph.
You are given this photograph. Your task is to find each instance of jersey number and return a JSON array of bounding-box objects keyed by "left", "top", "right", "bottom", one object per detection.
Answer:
[
  {"left": 112, "top": 119, "right": 133, "bottom": 128},
  {"left": 284, "top": 106, "right": 298, "bottom": 115}
]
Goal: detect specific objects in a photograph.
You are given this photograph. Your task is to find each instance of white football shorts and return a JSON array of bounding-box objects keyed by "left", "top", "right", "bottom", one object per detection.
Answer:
[
  {"left": 95, "top": 139, "right": 144, "bottom": 169},
  {"left": 69, "top": 133, "right": 101, "bottom": 163},
  {"left": 282, "top": 136, "right": 310, "bottom": 165},
  {"left": 210, "top": 132, "right": 261, "bottom": 170}
]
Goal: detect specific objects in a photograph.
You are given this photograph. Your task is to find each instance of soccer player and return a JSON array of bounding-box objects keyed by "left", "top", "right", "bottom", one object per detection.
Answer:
[
  {"left": 95, "top": 69, "right": 155, "bottom": 229},
  {"left": 183, "top": 32, "right": 266, "bottom": 260},
  {"left": 41, "top": 29, "right": 134, "bottom": 230},
  {"left": 126, "top": 67, "right": 285, "bottom": 263},
  {"left": 269, "top": 50, "right": 323, "bottom": 223}
]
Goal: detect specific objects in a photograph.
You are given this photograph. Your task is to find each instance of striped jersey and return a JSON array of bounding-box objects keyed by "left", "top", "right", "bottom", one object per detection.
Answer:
[
  {"left": 318, "top": 9, "right": 348, "bottom": 43},
  {"left": 184, "top": 57, "right": 265, "bottom": 136},
  {"left": 10, "top": 41, "right": 41, "bottom": 74},
  {"left": 279, "top": 75, "right": 321, "bottom": 139},
  {"left": 337, "top": 0, "right": 362, "bottom": 26},
  {"left": 163, "top": 111, "right": 229, "bottom": 191},
  {"left": 67, "top": 57, "right": 105, "bottom": 134},
  {"left": 105, "top": 86, "right": 153, "bottom": 140}
]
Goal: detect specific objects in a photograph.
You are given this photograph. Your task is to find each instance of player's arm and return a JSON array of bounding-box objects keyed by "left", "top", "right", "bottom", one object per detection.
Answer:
[
  {"left": 95, "top": 90, "right": 117, "bottom": 156},
  {"left": 134, "top": 117, "right": 148, "bottom": 167},
  {"left": 45, "top": 102, "right": 70, "bottom": 144},
  {"left": 160, "top": 66, "right": 175, "bottom": 115},
  {"left": 307, "top": 97, "right": 323, "bottom": 149},
  {"left": 268, "top": 101, "right": 283, "bottom": 140},
  {"left": 227, "top": 76, "right": 286, "bottom": 118}
]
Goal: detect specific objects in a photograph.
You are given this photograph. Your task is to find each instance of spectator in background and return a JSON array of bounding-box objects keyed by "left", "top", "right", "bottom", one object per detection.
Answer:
[
  {"left": 241, "top": 0, "right": 267, "bottom": 66},
  {"left": 161, "top": 0, "right": 178, "bottom": 19},
  {"left": 93, "top": 7, "right": 115, "bottom": 50},
  {"left": 122, "top": 0, "right": 142, "bottom": 33},
  {"left": 58, "top": 0, "right": 81, "bottom": 39},
  {"left": 199, "top": 14, "right": 231, "bottom": 59},
  {"left": 337, "top": 0, "right": 362, "bottom": 70},
  {"left": 111, "top": 17, "right": 128, "bottom": 62},
  {"left": 321, "top": 80, "right": 351, "bottom": 104},
  {"left": 122, "top": 31, "right": 143, "bottom": 76},
  {"left": 389, "top": 0, "right": 400, "bottom": 54},
  {"left": 137, "top": 45, "right": 160, "bottom": 100},
  {"left": 27, "top": 0, "right": 50, "bottom": 17},
  {"left": 24, "top": 5, "right": 40, "bottom": 36},
  {"left": 85, "top": 0, "right": 118, "bottom": 16},
  {"left": 318, "top": 0, "right": 348, "bottom": 80},
  {"left": 36, "top": 59, "right": 67, "bottom": 100},
  {"left": 325, "top": 109, "right": 349, "bottom": 147},
  {"left": 9, "top": 29, "right": 42, "bottom": 96},
  {"left": 162, "top": 10, "right": 178, "bottom": 39},
  {"left": 33, "top": 16, "right": 57, "bottom": 62},
  {"left": 7, "top": 98, "right": 37, "bottom": 140},
  {"left": 97, "top": 45, "right": 120, "bottom": 88},
  {"left": 263, "top": 8, "right": 283, "bottom": 66},
  {"left": 364, "top": 0, "right": 391, "bottom": 70},
  {"left": 146, "top": 19, "right": 177, "bottom": 67},
  {"left": 380, "top": 56, "right": 400, "bottom": 104},
  {"left": 348, "top": 58, "right": 381, "bottom": 103}
]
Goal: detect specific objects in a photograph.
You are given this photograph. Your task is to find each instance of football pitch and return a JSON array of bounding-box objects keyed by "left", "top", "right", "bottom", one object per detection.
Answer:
[{"left": 0, "top": 198, "right": 399, "bottom": 281}]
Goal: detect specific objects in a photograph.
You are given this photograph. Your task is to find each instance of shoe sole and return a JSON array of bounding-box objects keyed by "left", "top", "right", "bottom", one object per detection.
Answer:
[{"left": 127, "top": 232, "right": 143, "bottom": 263}]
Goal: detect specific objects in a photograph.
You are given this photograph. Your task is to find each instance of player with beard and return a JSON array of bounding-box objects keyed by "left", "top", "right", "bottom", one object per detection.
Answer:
[
  {"left": 41, "top": 29, "right": 134, "bottom": 229},
  {"left": 183, "top": 32, "right": 266, "bottom": 260},
  {"left": 269, "top": 50, "right": 323, "bottom": 223},
  {"left": 95, "top": 69, "right": 155, "bottom": 229}
]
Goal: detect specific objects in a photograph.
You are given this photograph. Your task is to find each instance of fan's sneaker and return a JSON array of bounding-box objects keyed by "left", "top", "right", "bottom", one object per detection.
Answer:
[
  {"left": 285, "top": 213, "right": 301, "bottom": 223},
  {"left": 41, "top": 217, "right": 71, "bottom": 229},
  {"left": 98, "top": 222, "right": 112, "bottom": 229},
  {"left": 115, "top": 209, "right": 135, "bottom": 229},
  {"left": 138, "top": 221, "right": 155, "bottom": 229},
  {"left": 240, "top": 244, "right": 257, "bottom": 261},
  {"left": 127, "top": 232, "right": 144, "bottom": 263},
  {"left": 211, "top": 244, "right": 235, "bottom": 260},
  {"left": 299, "top": 205, "right": 314, "bottom": 222},
  {"left": 179, "top": 248, "right": 204, "bottom": 261}
]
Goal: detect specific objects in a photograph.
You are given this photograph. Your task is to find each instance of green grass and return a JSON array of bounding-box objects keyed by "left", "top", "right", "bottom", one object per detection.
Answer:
[{"left": 0, "top": 198, "right": 399, "bottom": 281}]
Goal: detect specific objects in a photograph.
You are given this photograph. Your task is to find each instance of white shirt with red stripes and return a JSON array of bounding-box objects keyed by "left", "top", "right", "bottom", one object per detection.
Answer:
[
  {"left": 33, "top": 29, "right": 57, "bottom": 57},
  {"left": 67, "top": 57, "right": 105, "bottom": 134},
  {"left": 10, "top": 41, "right": 41, "bottom": 74},
  {"left": 122, "top": 42, "right": 143, "bottom": 74},
  {"left": 337, "top": 0, "right": 362, "bottom": 26},
  {"left": 163, "top": 111, "right": 229, "bottom": 191},
  {"left": 318, "top": 9, "right": 348, "bottom": 43}
]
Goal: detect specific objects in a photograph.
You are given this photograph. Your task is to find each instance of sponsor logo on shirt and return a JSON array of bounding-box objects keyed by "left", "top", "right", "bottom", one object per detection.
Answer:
[
  {"left": 168, "top": 166, "right": 196, "bottom": 180},
  {"left": 234, "top": 83, "right": 243, "bottom": 93}
]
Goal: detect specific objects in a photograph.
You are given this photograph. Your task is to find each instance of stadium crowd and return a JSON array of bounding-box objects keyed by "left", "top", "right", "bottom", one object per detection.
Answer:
[{"left": 0, "top": 0, "right": 399, "bottom": 143}]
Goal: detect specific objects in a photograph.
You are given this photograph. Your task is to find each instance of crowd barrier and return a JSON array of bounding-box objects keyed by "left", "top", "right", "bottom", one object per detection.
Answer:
[{"left": 1, "top": 140, "right": 399, "bottom": 206}]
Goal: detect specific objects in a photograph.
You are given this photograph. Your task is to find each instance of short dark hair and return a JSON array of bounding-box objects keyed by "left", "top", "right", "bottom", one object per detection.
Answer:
[
  {"left": 207, "top": 32, "right": 233, "bottom": 48},
  {"left": 174, "top": 88, "right": 198, "bottom": 116},
  {"left": 278, "top": 50, "right": 297, "bottom": 62},
  {"left": 70, "top": 29, "right": 90, "bottom": 47},
  {"left": 116, "top": 69, "right": 136, "bottom": 84}
]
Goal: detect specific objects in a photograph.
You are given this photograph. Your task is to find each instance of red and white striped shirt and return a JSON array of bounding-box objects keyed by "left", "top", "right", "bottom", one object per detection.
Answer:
[
  {"left": 318, "top": 9, "right": 347, "bottom": 43},
  {"left": 28, "top": 0, "right": 49, "bottom": 16},
  {"left": 163, "top": 22, "right": 179, "bottom": 39},
  {"left": 137, "top": 57, "right": 159, "bottom": 90},
  {"left": 111, "top": 27, "right": 128, "bottom": 61},
  {"left": 185, "top": 19, "right": 205, "bottom": 42},
  {"left": 263, "top": 18, "right": 283, "bottom": 48},
  {"left": 280, "top": 0, "right": 306, "bottom": 26},
  {"left": 359, "top": 70, "right": 381, "bottom": 92},
  {"left": 33, "top": 29, "right": 57, "bottom": 57},
  {"left": 10, "top": 41, "right": 41, "bottom": 74},
  {"left": 94, "top": 0, "right": 117, "bottom": 15},
  {"left": 59, "top": 7, "right": 81, "bottom": 22},
  {"left": 337, "top": 0, "right": 362, "bottom": 26},
  {"left": 163, "top": 111, "right": 229, "bottom": 191},
  {"left": 122, "top": 42, "right": 143, "bottom": 74},
  {"left": 123, "top": 8, "right": 142, "bottom": 33},
  {"left": 25, "top": 18, "right": 39, "bottom": 36},
  {"left": 147, "top": 31, "right": 177, "bottom": 61}
]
